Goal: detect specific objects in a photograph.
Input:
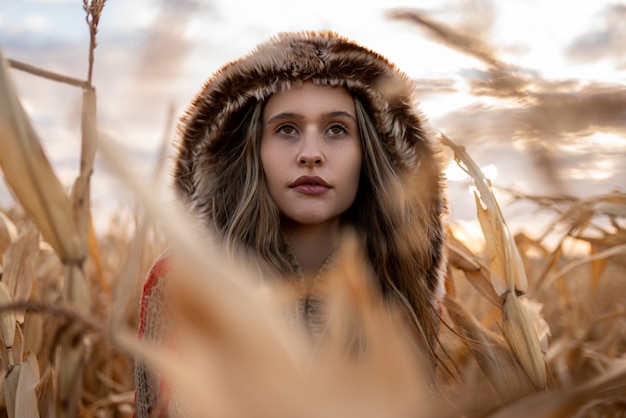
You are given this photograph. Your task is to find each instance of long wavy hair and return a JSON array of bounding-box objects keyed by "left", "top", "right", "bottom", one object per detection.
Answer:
[{"left": 205, "top": 91, "right": 442, "bottom": 364}]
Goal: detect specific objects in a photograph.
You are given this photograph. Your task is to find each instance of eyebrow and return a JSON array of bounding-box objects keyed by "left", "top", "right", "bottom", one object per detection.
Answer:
[{"left": 266, "top": 111, "right": 357, "bottom": 125}]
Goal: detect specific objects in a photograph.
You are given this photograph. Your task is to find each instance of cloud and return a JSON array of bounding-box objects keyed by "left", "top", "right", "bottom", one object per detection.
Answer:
[
  {"left": 442, "top": 76, "right": 626, "bottom": 143},
  {"left": 413, "top": 78, "right": 458, "bottom": 97},
  {"left": 566, "top": 4, "right": 626, "bottom": 66},
  {"left": 388, "top": 5, "right": 626, "bottom": 195},
  {"left": 434, "top": 84, "right": 626, "bottom": 194},
  {"left": 24, "top": 14, "right": 52, "bottom": 32}
]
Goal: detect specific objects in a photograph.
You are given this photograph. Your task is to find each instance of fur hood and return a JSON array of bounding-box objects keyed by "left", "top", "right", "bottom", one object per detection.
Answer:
[{"left": 173, "top": 31, "right": 446, "bottom": 296}]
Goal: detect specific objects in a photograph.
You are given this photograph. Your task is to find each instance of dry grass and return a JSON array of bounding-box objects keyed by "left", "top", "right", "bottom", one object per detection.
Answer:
[{"left": 0, "top": 2, "right": 625, "bottom": 417}]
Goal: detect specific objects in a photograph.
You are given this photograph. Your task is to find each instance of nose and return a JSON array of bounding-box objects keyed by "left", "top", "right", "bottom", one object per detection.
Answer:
[{"left": 297, "top": 133, "right": 324, "bottom": 167}]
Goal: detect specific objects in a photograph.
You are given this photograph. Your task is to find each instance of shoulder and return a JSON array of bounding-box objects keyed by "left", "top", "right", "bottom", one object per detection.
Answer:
[
  {"left": 138, "top": 251, "right": 172, "bottom": 339},
  {"left": 135, "top": 251, "right": 174, "bottom": 417},
  {"left": 143, "top": 253, "right": 171, "bottom": 296}
]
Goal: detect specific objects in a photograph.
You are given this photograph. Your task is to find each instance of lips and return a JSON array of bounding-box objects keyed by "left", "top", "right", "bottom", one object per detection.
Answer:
[{"left": 289, "top": 176, "right": 331, "bottom": 195}]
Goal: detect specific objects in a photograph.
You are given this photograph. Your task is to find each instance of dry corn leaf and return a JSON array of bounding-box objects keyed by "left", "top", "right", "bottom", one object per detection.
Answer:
[
  {"left": 579, "top": 231, "right": 626, "bottom": 268},
  {"left": 593, "top": 198, "right": 626, "bottom": 218},
  {"left": 84, "top": 391, "right": 134, "bottom": 416},
  {"left": 487, "top": 359, "right": 626, "bottom": 418},
  {"left": 14, "top": 352, "right": 41, "bottom": 418},
  {"left": 440, "top": 133, "right": 527, "bottom": 294},
  {"left": 473, "top": 192, "right": 510, "bottom": 295},
  {"left": 11, "top": 323, "right": 24, "bottom": 366},
  {"left": 447, "top": 237, "right": 480, "bottom": 271},
  {"left": 0, "top": 367, "right": 5, "bottom": 409},
  {"left": 3, "top": 363, "right": 21, "bottom": 418},
  {"left": 514, "top": 232, "right": 549, "bottom": 259},
  {"left": 535, "top": 193, "right": 624, "bottom": 247},
  {"left": 133, "top": 266, "right": 430, "bottom": 418},
  {"left": 544, "top": 243, "right": 626, "bottom": 288},
  {"left": 63, "top": 184, "right": 90, "bottom": 418},
  {"left": 502, "top": 291, "right": 547, "bottom": 390},
  {"left": 88, "top": 217, "right": 107, "bottom": 295},
  {"left": 487, "top": 387, "right": 585, "bottom": 418},
  {"left": 447, "top": 236, "right": 502, "bottom": 307},
  {"left": 35, "top": 366, "right": 55, "bottom": 418},
  {"left": 307, "top": 236, "right": 430, "bottom": 417},
  {"left": 126, "top": 235, "right": 301, "bottom": 416},
  {"left": 109, "top": 216, "right": 149, "bottom": 329},
  {"left": 22, "top": 308, "right": 43, "bottom": 358},
  {"left": 63, "top": 264, "right": 90, "bottom": 316},
  {"left": 170, "top": 253, "right": 302, "bottom": 374},
  {"left": 462, "top": 269, "right": 503, "bottom": 308},
  {"left": 585, "top": 358, "right": 626, "bottom": 394},
  {"left": 117, "top": 330, "right": 246, "bottom": 418},
  {"left": 69, "top": 176, "right": 90, "bottom": 261},
  {"left": 556, "top": 275, "right": 572, "bottom": 312},
  {"left": 532, "top": 244, "right": 564, "bottom": 292},
  {"left": 0, "top": 49, "right": 80, "bottom": 263},
  {"left": 1, "top": 225, "right": 39, "bottom": 323},
  {"left": 519, "top": 298, "right": 550, "bottom": 354},
  {"left": 0, "top": 211, "right": 18, "bottom": 259},
  {"left": 56, "top": 341, "right": 86, "bottom": 418},
  {"left": 444, "top": 295, "right": 534, "bottom": 404},
  {"left": 68, "top": 89, "right": 97, "bottom": 263},
  {"left": 126, "top": 304, "right": 311, "bottom": 418},
  {"left": 585, "top": 227, "right": 626, "bottom": 249},
  {"left": 589, "top": 244, "right": 607, "bottom": 292},
  {"left": 323, "top": 233, "right": 380, "bottom": 328},
  {"left": 0, "top": 281, "right": 17, "bottom": 362},
  {"left": 80, "top": 87, "right": 97, "bottom": 177}
]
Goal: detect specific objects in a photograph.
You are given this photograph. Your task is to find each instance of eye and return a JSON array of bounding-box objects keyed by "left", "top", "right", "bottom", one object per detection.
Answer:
[
  {"left": 276, "top": 124, "right": 298, "bottom": 136},
  {"left": 326, "top": 123, "right": 348, "bottom": 136}
]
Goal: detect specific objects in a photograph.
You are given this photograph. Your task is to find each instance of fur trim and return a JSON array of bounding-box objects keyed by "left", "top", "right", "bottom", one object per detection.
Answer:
[{"left": 173, "top": 30, "right": 446, "bottom": 296}]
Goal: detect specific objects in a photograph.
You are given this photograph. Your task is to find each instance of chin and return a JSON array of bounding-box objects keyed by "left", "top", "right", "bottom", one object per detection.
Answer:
[{"left": 282, "top": 212, "right": 339, "bottom": 227}]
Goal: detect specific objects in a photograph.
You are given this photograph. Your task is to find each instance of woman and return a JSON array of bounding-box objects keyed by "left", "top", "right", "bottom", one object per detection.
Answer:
[{"left": 135, "top": 31, "right": 447, "bottom": 417}]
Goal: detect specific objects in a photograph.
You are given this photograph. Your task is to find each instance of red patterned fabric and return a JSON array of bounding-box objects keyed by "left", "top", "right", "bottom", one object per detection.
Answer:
[
  {"left": 137, "top": 256, "right": 170, "bottom": 338},
  {"left": 134, "top": 255, "right": 171, "bottom": 418}
]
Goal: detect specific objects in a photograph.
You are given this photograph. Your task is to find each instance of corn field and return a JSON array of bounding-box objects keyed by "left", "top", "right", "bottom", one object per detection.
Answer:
[{"left": 0, "top": 1, "right": 625, "bottom": 417}]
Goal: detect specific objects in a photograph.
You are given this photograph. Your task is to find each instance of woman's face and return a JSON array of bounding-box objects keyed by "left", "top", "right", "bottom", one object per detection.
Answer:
[{"left": 261, "top": 82, "right": 363, "bottom": 227}]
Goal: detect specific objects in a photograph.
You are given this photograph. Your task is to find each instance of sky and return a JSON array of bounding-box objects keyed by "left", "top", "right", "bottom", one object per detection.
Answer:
[{"left": 1, "top": 0, "right": 625, "bottom": 241}]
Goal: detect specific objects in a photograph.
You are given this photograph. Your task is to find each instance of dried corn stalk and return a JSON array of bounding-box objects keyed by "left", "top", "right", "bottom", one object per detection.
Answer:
[
  {"left": 441, "top": 133, "right": 547, "bottom": 391},
  {"left": 0, "top": 42, "right": 96, "bottom": 417}
]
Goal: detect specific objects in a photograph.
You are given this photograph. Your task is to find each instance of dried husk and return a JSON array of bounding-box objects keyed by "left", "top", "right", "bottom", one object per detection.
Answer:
[
  {"left": 14, "top": 352, "right": 40, "bottom": 418},
  {"left": 444, "top": 295, "right": 535, "bottom": 404},
  {"left": 0, "top": 281, "right": 17, "bottom": 364},
  {"left": 0, "top": 211, "right": 18, "bottom": 259},
  {"left": 502, "top": 290, "right": 547, "bottom": 390},
  {"left": 0, "top": 49, "right": 81, "bottom": 264},
  {"left": 1, "top": 226, "right": 39, "bottom": 323}
]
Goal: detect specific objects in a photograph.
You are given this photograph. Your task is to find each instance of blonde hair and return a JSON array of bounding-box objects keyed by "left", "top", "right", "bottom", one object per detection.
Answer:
[
  {"left": 352, "top": 98, "right": 442, "bottom": 363},
  {"left": 206, "top": 102, "right": 290, "bottom": 275}
]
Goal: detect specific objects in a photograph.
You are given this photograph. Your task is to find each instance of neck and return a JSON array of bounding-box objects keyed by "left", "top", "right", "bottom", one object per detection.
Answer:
[{"left": 283, "top": 219, "right": 340, "bottom": 277}]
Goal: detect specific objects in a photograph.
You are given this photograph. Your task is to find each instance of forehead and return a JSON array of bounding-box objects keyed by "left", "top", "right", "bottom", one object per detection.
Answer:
[{"left": 263, "top": 82, "right": 355, "bottom": 120}]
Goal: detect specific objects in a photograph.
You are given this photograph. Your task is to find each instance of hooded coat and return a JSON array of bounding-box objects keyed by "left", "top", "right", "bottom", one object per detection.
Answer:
[{"left": 135, "top": 31, "right": 447, "bottom": 418}]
